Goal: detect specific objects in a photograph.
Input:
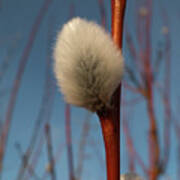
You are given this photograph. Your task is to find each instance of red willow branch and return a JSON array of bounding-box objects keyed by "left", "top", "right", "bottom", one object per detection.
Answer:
[
  {"left": 111, "top": 0, "right": 126, "bottom": 47},
  {"left": 42, "top": 142, "right": 65, "bottom": 179},
  {"left": 45, "top": 123, "right": 56, "bottom": 180},
  {"left": 65, "top": 104, "right": 75, "bottom": 180},
  {"left": 97, "top": 111, "right": 120, "bottom": 180},
  {"left": 123, "top": 82, "right": 146, "bottom": 96},
  {"left": 97, "top": 1, "right": 126, "bottom": 180},
  {"left": 25, "top": 133, "right": 45, "bottom": 180},
  {"left": 142, "top": 1, "right": 160, "bottom": 179},
  {"left": 76, "top": 112, "right": 91, "bottom": 179},
  {"left": 123, "top": 119, "right": 135, "bottom": 172},
  {"left": 146, "top": 81, "right": 160, "bottom": 180}
]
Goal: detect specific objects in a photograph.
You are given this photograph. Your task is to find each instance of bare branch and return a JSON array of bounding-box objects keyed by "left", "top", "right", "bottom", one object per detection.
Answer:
[{"left": 45, "top": 123, "right": 56, "bottom": 180}]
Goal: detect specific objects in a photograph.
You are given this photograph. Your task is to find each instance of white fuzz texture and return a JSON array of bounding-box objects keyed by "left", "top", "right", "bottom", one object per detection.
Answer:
[
  {"left": 53, "top": 17, "right": 124, "bottom": 112},
  {"left": 120, "top": 173, "right": 143, "bottom": 180}
]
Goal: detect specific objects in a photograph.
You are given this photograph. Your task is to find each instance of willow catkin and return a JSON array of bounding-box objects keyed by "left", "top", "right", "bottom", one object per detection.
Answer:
[
  {"left": 120, "top": 173, "right": 144, "bottom": 180},
  {"left": 53, "top": 17, "right": 124, "bottom": 112}
]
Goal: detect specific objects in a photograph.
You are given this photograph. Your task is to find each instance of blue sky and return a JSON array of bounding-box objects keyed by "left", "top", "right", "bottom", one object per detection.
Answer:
[{"left": 0, "top": 0, "right": 180, "bottom": 179}]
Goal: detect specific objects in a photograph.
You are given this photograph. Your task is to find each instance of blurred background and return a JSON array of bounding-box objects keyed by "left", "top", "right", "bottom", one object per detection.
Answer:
[{"left": 0, "top": 0, "right": 179, "bottom": 179}]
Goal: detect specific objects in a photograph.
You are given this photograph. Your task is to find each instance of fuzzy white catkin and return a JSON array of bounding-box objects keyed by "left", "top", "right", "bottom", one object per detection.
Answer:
[
  {"left": 53, "top": 17, "right": 124, "bottom": 112},
  {"left": 120, "top": 173, "right": 144, "bottom": 180}
]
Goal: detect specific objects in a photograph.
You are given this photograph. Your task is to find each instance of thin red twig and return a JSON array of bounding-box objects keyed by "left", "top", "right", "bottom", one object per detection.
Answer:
[
  {"left": 143, "top": 1, "right": 161, "bottom": 178},
  {"left": 65, "top": 104, "right": 75, "bottom": 180},
  {"left": 76, "top": 112, "right": 91, "bottom": 179},
  {"left": 123, "top": 119, "right": 149, "bottom": 175},
  {"left": 26, "top": 134, "right": 45, "bottom": 180},
  {"left": 123, "top": 82, "right": 146, "bottom": 96},
  {"left": 45, "top": 123, "right": 56, "bottom": 180},
  {"left": 42, "top": 142, "right": 65, "bottom": 179}
]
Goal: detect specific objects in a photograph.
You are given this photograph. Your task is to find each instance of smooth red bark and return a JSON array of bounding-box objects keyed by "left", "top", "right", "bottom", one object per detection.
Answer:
[{"left": 97, "top": 1, "right": 126, "bottom": 180}]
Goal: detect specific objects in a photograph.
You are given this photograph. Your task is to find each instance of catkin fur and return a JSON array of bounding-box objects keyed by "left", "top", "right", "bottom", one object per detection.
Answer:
[
  {"left": 120, "top": 173, "right": 144, "bottom": 180},
  {"left": 53, "top": 17, "right": 124, "bottom": 112}
]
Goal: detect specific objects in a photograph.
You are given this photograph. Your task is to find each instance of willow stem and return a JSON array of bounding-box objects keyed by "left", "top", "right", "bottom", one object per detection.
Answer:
[
  {"left": 98, "top": 111, "right": 120, "bottom": 180},
  {"left": 97, "top": 1, "right": 126, "bottom": 180}
]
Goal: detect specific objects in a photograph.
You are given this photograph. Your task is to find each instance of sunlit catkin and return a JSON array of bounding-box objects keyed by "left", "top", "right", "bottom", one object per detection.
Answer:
[
  {"left": 53, "top": 17, "right": 124, "bottom": 112},
  {"left": 120, "top": 173, "right": 144, "bottom": 180}
]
